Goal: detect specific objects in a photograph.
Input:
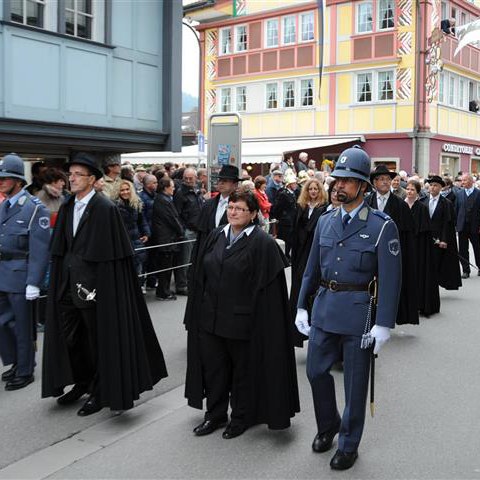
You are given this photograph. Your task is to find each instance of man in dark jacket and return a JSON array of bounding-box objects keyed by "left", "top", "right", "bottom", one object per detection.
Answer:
[
  {"left": 173, "top": 168, "right": 204, "bottom": 295},
  {"left": 42, "top": 153, "right": 167, "bottom": 416}
]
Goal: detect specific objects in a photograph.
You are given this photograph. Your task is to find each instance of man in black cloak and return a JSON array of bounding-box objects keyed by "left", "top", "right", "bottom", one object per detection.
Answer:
[
  {"left": 42, "top": 153, "right": 167, "bottom": 416},
  {"left": 367, "top": 165, "right": 419, "bottom": 325}
]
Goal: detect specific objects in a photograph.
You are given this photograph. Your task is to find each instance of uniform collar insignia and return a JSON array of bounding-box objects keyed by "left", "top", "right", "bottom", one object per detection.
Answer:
[
  {"left": 358, "top": 206, "right": 368, "bottom": 221},
  {"left": 18, "top": 195, "right": 27, "bottom": 206}
]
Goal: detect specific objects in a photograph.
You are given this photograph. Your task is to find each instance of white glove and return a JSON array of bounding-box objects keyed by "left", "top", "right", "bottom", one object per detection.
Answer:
[
  {"left": 295, "top": 308, "right": 310, "bottom": 336},
  {"left": 370, "top": 325, "right": 391, "bottom": 354},
  {"left": 25, "top": 285, "right": 40, "bottom": 301}
]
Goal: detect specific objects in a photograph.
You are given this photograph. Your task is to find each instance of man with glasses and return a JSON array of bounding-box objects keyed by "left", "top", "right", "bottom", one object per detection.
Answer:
[{"left": 42, "top": 152, "right": 167, "bottom": 417}]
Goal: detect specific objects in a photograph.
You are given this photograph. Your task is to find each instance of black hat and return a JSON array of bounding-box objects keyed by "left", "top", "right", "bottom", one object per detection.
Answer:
[
  {"left": 217, "top": 164, "right": 241, "bottom": 181},
  {"left": 427, "top": 175, "right": 446, "bottom": 187},
  {"left": 370, "top": 164, "right": 397, "bottom": 182},
  {"left": 66, "top": 152, "right": 103, "bottom": 180}
]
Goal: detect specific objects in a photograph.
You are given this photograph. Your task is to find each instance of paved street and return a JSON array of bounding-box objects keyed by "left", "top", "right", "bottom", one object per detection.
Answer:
[{"left": 1, "top": 267, "right": 480, "bottom": 479}]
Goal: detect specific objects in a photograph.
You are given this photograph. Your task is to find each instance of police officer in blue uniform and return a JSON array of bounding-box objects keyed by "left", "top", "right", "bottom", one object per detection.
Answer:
[
  {"left": 295, "top": 146, "right": 401, "bottom": 470},
  {"left": 0, "top": 154, "right": 50, "bottom": 390}
]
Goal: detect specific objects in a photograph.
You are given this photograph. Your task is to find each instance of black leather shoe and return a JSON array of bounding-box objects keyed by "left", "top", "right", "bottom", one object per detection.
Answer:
[
  {"left": 193, "top": 419, "right": 226, "bottom": 436},
  {"left": 77, "top": 396, "right": 103, "bottom": 416},
  {"left": 176, "top": 289, "right": 188, "bottom": 296},
  {"left": 155, "top": 294, "right": 177, "bottom": 301},
  {"left": 312, "top": 422, "right": 341, "bottom": 453},
  {"left": 5, "top": 375, "right": 34, "bottom": 391},
  {"left": 1, "top": 365, "right": 16, "bottom": 382},
  {"left": 462, "top": 272, "right": 470, "bottom": 279},
  {"left": 330, "top": 449, "right": 358, "bottom": 470},
  {"left": 57, "top": 384, "right": 88, "bottom": 405},
  {"left": 222, "top": 423, "right": 247, "bottom": 439}
]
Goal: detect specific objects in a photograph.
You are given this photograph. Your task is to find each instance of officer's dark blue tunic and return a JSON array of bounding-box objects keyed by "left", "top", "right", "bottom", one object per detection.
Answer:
[
  {"left": 0, "top": 190, "right": 50, "bottom": 377},
  {"left": 298, "top": 202, "right": 401, "bottom": 452}
]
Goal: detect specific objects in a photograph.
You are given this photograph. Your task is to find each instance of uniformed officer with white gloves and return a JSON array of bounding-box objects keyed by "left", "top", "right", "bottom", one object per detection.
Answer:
[
  {"left": 296, "top": 146, "right": 401, "bottom": 470},
  {"left": 0, "top": 154, "right": 50, "bottom": 390}
]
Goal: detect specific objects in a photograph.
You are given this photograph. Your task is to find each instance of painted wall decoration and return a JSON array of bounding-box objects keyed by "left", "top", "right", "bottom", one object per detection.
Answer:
[
  {"left": 398, "top": 0, "right": 413, "bottom": 27},
  {"left": 396, "top": 67, "right": 412, "bottom": 100},
  {"left": 206, "top": 89, "right": 217, "bottom": 115},
  {"left": 397, "top": 31, "right": 412, "bottom": 56},
  {"left": 206, "top": 30, "right": 218, "bottom": 57},
  {"left": 431, "top": 0, "right": 440, "bottom": 32},
  {"left": 234, "top": 0, "right": 247, "bottom": 17}
]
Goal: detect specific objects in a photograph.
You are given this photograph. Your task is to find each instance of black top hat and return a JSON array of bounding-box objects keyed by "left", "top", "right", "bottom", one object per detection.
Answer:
[
  {"left": 426, "top": 175, "right": 446, "bottom": 187},
  {"left": 217, "top": 164, "right": 241, "bottom": 181},
  {"left": 370, "top": 164, "right": 397, "bottom": 182},
  {"left": 65, "top": 152, "right": 103, "bottom": 180}
]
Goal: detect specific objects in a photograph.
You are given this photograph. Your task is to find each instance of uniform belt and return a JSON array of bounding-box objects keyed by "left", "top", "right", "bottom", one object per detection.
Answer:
[
  {"left": 320, "top": 279, "right": 370, "bottom": 292},
  {"left": 0, "top": 252, "right": 28, "bottom": 260}
]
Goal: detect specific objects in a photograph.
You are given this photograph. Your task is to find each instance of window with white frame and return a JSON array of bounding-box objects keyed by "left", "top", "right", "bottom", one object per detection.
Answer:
[
  {"left": 439, "top": 73, "right": 445, "bottom": 103},
  {"left": 235, "top": 25, "right": 247, "bottom": 52},
  {"left": 448, "top": 75, "right": 455, "bottom": 106},
  {"left": 458, "top": 79, "right": 465, "bottom": 109},
  {"left": 357, "top": 73, "right": 372, "bottom": 102},
  {"left": 377, "top": 70, "right": 394, "bottom": 100},
  {"left": 356, "top": 2, "right": 373, "bottom": 33},
  {"left": 236, "top": 86, "right": 246, "bottom": 112},
  {"left": 378, "top": 0, "right": 394, "bottom": 30},
  {"left": 11, "top": 0, "right": 45, "bottom": 27},
  {"left": 220, "top": 28, "right": 232, "bottom": 55},
  {"left": 301, "top": 79, "right": 314, "bottom": 106},
  {"left": 283, "top": 81, "right": 295, "bottom": 108},
  {"left": 266, "top": 83, "right": 278, "bottom": 109},
  {"left": 282, "top": 15, "right": 296, "bottom": 44},
  {"left": 300, "top": 12, "right": 314, "bottom": 41},
  {"left": 66, "top": 0, "right": 93, "bottom": 39},
  {"left": 221, "top": 88, "right": 232, "bottom": 112},
  {"left": 265, "top": 19, "right": 279, "bottom": 48}
]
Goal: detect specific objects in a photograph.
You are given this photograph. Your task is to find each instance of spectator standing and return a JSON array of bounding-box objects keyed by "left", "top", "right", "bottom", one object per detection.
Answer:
[
  {"left": 102, "top": 154, "right": 122, "bottom": 199},
  {"left": 265, "top": 170, "right": 284, "bottom": 205},
  {"left": 297, "top": 152, "right": 309, "bottom": 172},
  {"left": 35, "top": 168, "right": 68, "bottom": 222},
  {"left": 441, "top": 177, "right": 457, "bottom": 207},
  {"left": 133, "top": 166, "right": 147, "bottom": 192},
  {"left": 26, "top": 161, "right": 46, "bottom": 195},
  {"left": 391, "top": 174, "right": 407, "bottom": 199},
  {"left": 152, "top": 178, "right": 184, "bottom": 301},
  {"left": 253, "top": 175, "right": 272, "bottom": 223}
]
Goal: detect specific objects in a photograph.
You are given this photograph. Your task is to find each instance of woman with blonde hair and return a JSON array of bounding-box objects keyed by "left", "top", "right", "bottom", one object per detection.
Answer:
[{"left": 290, "top": 178, "right": 328, "bottom": 346}]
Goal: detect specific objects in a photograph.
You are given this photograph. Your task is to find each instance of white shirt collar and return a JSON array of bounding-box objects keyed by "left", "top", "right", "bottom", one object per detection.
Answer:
[
  {"left": 75, "top": 188, "right": 96, "bottom": 206},
  {"left": 377, "top": 191, "right": 391, "bottom": 200},
  {"left": 222, "top": 224, "right": 255, "bottom": 238}
]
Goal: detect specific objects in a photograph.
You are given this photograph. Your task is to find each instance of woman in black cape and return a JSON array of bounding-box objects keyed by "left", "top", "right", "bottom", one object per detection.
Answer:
[
  {"left": 290, "top": 178, "right": 328, "bottom": 346},
  {"left": 405, "top": 179, "right": 440, "bottom": 316}
]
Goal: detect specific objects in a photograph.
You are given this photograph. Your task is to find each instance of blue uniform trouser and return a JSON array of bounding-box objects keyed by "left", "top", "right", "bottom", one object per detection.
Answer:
[
  {"left": 307, "top": 326, "right": 371, "bottom": 453},
  {"left": 0, "top": 292, "right": 34, "bottom": 377}
]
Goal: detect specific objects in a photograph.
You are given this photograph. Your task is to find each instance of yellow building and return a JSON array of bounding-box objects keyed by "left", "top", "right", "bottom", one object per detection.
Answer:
[{"left": 185, "top": 0, "right": 480, "bottom": 176}]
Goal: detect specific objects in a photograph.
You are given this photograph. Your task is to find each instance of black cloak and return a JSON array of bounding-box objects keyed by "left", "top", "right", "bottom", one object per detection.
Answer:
[
  {"left": 290, "top": 204, "right": 326, "bottom": 346},
  {"left": 410, "top": 201, "right": 440, "bottom": 316},
  {"left": 42, "top": 194, "right": 167, "bottom": 411},
  {"left": 366, "top": 193, "right": 419, "bottom": 325},
  {"left": 184, "top": 226, "right": 300, "bottom": 429}
]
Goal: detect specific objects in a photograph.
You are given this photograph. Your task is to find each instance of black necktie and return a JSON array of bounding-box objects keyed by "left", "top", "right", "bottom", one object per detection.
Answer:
[
  {"left": 4, "top": 200, "right": 10, "bottom": 210},
  {"left": 343, "top": 213, "right": 351, "bottom": 229}
]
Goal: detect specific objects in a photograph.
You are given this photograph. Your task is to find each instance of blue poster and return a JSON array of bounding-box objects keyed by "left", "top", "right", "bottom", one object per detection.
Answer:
[{"left": 217, "top": 144, "right": 231, "bottom": 165}]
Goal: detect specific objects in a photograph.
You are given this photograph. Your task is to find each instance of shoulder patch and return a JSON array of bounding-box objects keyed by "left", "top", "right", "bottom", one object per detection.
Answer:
[
  {"left": 388, "top": 238, "right": 400, "bottom": 256},
  {"left": 39, "top": 216, "right": 50, "bottom": 229},
  {"left": 371, "top": 209, "right": 391, "bottom": 221}
]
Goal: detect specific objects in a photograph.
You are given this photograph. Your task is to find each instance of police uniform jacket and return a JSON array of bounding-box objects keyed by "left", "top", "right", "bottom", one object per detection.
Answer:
[
  {"left": 297, "top": 203, "right": 401, "bottom": 336},
  {"left": 0, "top": 190, "right": 50, "bottom": 293}
]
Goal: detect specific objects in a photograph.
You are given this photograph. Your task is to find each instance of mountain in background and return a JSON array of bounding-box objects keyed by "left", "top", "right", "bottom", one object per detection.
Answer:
[{"left": 182, "top": 92, "right": 198, "bottom": 112}]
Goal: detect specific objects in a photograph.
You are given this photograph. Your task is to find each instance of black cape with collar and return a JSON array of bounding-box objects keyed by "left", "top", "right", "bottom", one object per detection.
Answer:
[
  {"left": 184, "top": 225, "right": 300, "bottom": 429},
  {"left": 367, "top": 192, "right": 419, "bottom": 325},
  {"left": 290, "top": 204, "right": 326, "bottom": 346},
  {"left": 42, "top": 193, "right": 167, "bottom": 410},
  {"left": 410, "top": 201, "right": 440, "bottom": 316}
]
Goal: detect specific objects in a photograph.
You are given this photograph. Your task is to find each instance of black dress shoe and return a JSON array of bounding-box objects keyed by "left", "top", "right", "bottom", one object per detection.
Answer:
[
  {"left": 312, "top": 422, "right": 341, "bottom": 453},
  {"left": 77, "top": 396, "right": 103, "bottom": 416},
  {"left": 5, "top": 375, "right": 34, "bottom": 391},
  {"left": 462, "top": 272, "right": 470, "bottom": 279},
  {"left": 176, "top": 289, "right": 188, "bottom": 296},
  {"left": 222, "top": 423, "right": 247, "bottom": 439},
  {"left": 1, "top": 365, "right": 16, "bottom": 382},
  {"left": 57, "top": 384, "right": 88, "bottom": 405},
  {"left": 330, "top": 449, "right": 358, "bottom": 470},
  {"left": 155, "top": 294, "right": 177, "bottom": 301},
  {"left": 193, "top": 419, "right": 226, "bottom": 436}
]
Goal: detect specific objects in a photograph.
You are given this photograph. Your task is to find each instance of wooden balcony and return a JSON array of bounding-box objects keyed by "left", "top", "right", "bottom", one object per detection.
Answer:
[{"left": 441, "top": 34, "right": 480, "bottom": 75}]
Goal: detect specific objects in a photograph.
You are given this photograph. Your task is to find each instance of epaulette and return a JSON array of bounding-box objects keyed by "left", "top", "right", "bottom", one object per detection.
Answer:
[
  {"left": 371, "top": 209, "right": 392, "bottom": 221},
  {"left": 321, "top": 207, "right": 336, "bottom": 217}
]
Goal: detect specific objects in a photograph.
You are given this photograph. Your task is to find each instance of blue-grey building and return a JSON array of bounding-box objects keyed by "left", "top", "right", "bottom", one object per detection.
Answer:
[{"left": 0, "top": 0, "right": 182, "bottom": 163}]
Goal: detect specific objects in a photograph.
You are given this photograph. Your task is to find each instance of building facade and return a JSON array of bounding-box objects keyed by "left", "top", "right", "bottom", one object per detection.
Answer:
[
  {"left": 0, "top": 0, "right": 182, "bottom": 166},
  {"left": 185, "top": 0, "right": 480, "bottom": 177}
]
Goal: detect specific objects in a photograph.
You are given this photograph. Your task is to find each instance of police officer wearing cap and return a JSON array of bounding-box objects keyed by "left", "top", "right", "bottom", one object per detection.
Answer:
[
  {"left": 295, "top": 146, "right": 401, "bottom": 470},
  {"left": 0, "top": 153, "right": 50, "bottom": 390}
]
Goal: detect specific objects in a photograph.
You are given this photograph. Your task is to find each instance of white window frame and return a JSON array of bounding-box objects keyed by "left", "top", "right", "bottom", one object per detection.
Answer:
[
  {"left": 458, "top": 79, "right": 465, "bottom": 109},
  {"left": 266, "top": 83, "right": 278, "bottom": 109},
  {"left": 283, "top": 81, "right": 295, "bottom": 108},
  {"left": 356, "top": 72, "right": 373, "bottom": 103},
  {"left": 355, "top": 70, "right": 395, "bottom": 104},
  {"left": 300, "top": 78, "right": 314, "bottom": 106},
  {"left": 265, "top": 18, "right": 279, "bottom": 48},
  {"left": 220, "top": 27, "right": 232, "bottom": 55},
  {"left": 377, "top": 0, "right": 394, "bottom": 30},
  {"left": 300, "top": 11, "right": 315, "bottom": 42},
  {"left": 448, "top": 75, "right": 455, "bottom": 106},
  {"left": 235, "top": 25, "right": 248, "bottom": 53},
  {"left": 282, "top": 15, "right": 296, "bottom": 45},
  {"left": 11, "top": 0, "right": 45, "bottom": 28},
  {"left": 66, "top": 0, "right": 94, "bottom": 39},
  {"left": 439, "top": 73, "right": 445, "bottom": 104},
  {"left": 220, "top": 87, "right": 232, "bottom": 112},
  {"left": 377, "top": 70, "right": 394, "bottom": 101},
  {"left": 236, "top": 86, "right": 247, "bottom": 112},
  {"left": 356, "top": 1, "right": 373, "bottom": 34}
]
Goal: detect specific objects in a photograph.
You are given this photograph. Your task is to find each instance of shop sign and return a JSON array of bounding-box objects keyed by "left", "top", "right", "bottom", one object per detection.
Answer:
[{"left": 442, "top": 143, "right": 475, "bottom": 155}]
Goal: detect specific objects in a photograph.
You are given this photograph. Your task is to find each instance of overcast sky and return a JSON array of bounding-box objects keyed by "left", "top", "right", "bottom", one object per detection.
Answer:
[{"left": 182, "top": 23, "right": 200, "bottom": 98}]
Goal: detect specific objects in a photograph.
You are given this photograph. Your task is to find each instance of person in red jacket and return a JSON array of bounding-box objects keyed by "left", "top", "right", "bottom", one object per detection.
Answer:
[{"left": 253, "top": 176, "right": 271, "bottom": 220}]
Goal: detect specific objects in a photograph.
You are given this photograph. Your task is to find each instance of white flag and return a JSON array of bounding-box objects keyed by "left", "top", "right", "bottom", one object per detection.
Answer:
[{"left": 454, "top": 18, "right": 480, "bottom": 57}]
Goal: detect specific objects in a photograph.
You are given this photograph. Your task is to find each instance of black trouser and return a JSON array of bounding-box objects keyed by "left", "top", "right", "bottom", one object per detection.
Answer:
[
  {"left": 199, "top": 330, "right": 250, "bottom": 426},
  {"left": 155, "top": 252, "right": 175, "bottom": 298},
  {"left": 58, "top": 296, "right": 98, "bottom": 394},
  {"left": 458, "top": 227, "right": 480, "bottom": 273}
]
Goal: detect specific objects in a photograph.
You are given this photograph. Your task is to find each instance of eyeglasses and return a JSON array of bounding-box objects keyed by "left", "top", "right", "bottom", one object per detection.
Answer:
[
  {"left": 227, "top": 206, "right": 250, "bottom": 213},
  {"left": 67, "top": 172, "right": 93, "bottom": 178}
]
